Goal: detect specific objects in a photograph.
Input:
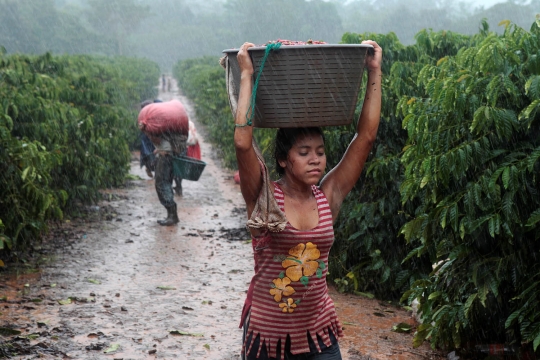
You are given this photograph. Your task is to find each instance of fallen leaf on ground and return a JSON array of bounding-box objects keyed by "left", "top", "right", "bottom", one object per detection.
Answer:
[
  {"left": 170, "top": 330, "right": 204, "bottom": 337},
  {"left": 157, "top": 286, "right": 176, "bottom": 290},
  {"left": 103, "top": 343, "right": 120, "bottom": 353},
  {"left": 392, "top": 322, "right": 413, "bottom": 333},
  {"left": 354, "top": 291, "right": 375, "bottom": 299},
  {"left": 0, "top": 327, "right": 21, "bottom": 336},
  {"left": 22, "top": 333, "right": 40, "bottom": 340}
]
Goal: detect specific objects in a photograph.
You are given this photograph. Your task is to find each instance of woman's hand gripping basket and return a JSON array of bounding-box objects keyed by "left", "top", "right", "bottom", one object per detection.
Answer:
[{"left": 222, "top": 42, "right": 374, "bottom": 128}]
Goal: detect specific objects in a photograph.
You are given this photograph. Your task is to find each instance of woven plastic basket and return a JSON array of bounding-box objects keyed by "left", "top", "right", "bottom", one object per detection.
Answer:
[
  {"left": 172, "top": 156, "right": 206, "bottom": 181},
  {"left": 223, "top": 44, "right": 373, "bottom": 128}
]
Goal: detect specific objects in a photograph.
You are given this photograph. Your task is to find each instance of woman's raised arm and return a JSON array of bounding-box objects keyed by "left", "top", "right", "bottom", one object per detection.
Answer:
[
  {"left": 320, "top": 40, "right": 383, "bottom": 221},
  {"left": 234, "top": 42, "right": 263, "bottom": 216}
]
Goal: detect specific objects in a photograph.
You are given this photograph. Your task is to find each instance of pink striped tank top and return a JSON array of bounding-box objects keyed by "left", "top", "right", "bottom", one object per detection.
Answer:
[{"left": 241, "top": 182, "right": 343, "bottom": 358}]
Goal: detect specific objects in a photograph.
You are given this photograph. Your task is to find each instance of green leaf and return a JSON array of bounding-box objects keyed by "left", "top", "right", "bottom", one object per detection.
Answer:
[
  {"left": 526, "top": 209, "right": 540, "bottom": 228},
  {"left": 0, "top": 235, "right": 13, "bottom": 251},
  {"left": 104, "top": 343, "right": 120, "bottom": 354},
  {"left": 21, "top": 167, "right": 30, "bottom": 181},
  {"left": 420, "top": 176, "right": 429, "bottom": 188},
  {"left": 0, "top": 327, "right": 22, "bottom": 336},
  {"left": 392, "top": 322, "right": 413, "bottom": 333},
  {"left": 440, "top": 207, "right": 448, "bottom": 229},
  {"left": 488, "top": 216, "right": 496, "bottom": 238},
  {"left": 502, "top": 167, "right": 510, "bottom": 189},
  {"left": 505, "top": 309, "right": 521, "bottom": 329},
  {"left": 413, "top": 323, "right": 432, "bottom": 348},
  {"left": 157, "top": 286, "right": 176, "bottom": 290},
  {"left": 459, "top": 220, "right": 466, "bottom": 239},
  {"left": 533, "top": 332, "right": 540, "bottom": 351},
  {"left": 449, "top": 203, "right": 459, "bottom": 231},
  {"left": 22, "top": 333, "right": 40, "bottom": 340},
  {"left": 463, "top": 293, "right": 477, "bottom": 319},
  {"left": 87, "top": 278, "right": 101, "bottom": 284},
  {"left": 57, "top": 298, "right": 72, "bottom": 305},
  {"left": 354, "top": 291, "right": 374, "bottom": 299}
]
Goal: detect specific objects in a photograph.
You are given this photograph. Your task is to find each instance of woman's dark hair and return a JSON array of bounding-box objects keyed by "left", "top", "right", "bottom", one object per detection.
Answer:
[{"left": 274, "top": 127, "right": 325, "bottom": 175}]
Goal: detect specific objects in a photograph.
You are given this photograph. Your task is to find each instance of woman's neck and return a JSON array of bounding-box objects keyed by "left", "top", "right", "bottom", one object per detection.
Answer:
[{"left": 277, "top": 176, "right": 313, "bottom": 201}]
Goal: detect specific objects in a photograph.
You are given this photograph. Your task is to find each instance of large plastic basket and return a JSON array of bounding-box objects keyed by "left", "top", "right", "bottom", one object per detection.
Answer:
[
  {"left": 223, "top": 44, "right": 373, "bottom": 128},
  {"left": 172, "top": 156, "right": 206, "bottom": 181}
]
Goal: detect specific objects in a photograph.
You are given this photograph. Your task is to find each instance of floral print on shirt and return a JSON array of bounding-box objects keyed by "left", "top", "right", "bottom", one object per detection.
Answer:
[{"left": 269, "top": 242, "right": 325, "bottom": 313}]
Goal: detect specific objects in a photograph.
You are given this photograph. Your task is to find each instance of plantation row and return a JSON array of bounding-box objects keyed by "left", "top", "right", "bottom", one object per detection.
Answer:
[
  {"left": 173, "top": 20, "right": 540, "bottom": 353},
  {"left": 0, "top": 49, "right": 160, "bottom": 255}
]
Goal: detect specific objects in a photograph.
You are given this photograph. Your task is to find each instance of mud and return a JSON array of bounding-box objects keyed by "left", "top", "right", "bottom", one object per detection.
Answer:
[{"left": 0, "top": 79, "right": 445, "bottom": 360}]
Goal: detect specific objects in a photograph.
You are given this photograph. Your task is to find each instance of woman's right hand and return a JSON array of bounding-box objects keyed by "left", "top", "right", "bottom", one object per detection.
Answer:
[{"left": 237, "top": 42, "right": 255, "bottom": 76}]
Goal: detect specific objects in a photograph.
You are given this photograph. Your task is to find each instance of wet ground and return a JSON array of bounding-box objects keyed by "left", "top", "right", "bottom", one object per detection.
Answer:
[{"left": 0, "top": 79, "right": 445, "bottom": 359}]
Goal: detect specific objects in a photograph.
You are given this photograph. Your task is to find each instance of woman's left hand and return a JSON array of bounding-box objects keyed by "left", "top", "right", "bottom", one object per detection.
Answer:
[
  {"left": 361, "top": 40, "right": 382, "bottom": 72},
  {"left": 237, "top": 42, "right": 255, "bottom": 77}
]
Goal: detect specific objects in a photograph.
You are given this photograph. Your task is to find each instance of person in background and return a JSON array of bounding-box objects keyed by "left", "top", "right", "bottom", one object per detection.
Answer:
[
  {"left": 234, "top": 39, "right": 382, "bottom": 359},
  {"left": 139, "top": 100, "right": 156, "bottom": 178},
  {"left": 141, "top": 99, "right": 187, "bottom": 226}
]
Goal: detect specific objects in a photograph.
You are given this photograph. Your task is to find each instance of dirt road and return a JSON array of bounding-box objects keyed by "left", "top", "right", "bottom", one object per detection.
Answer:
[{"left": 0, "top": 79, "right": 445, "bottom": 360}]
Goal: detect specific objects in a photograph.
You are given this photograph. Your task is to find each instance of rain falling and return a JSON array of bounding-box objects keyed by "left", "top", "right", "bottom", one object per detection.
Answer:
[{"left": 1, "top": 0, "right": 539, "bottom": 359}]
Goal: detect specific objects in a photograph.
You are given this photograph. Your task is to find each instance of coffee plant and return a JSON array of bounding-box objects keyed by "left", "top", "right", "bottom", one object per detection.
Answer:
[{"left": 0, "top": 48, "right": 160, "bottom": 256}]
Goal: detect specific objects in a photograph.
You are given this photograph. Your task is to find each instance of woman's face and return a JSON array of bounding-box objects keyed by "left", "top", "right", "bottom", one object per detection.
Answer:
[{"left": 279, "top": 133, "right": 326, "bottom": 185}]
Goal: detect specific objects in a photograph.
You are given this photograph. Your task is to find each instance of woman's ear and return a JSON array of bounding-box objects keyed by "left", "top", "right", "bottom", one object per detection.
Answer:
[{"left": 278, "top": 158, "right": 287, "bottom": 170}]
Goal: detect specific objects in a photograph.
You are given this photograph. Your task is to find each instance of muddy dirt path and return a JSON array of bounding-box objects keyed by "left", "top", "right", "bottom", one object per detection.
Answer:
[{"left": 0, "top": 78, "right": 445, "bottom": 360}]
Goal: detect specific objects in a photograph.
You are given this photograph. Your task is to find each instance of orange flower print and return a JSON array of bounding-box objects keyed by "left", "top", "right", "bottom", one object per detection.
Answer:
[
  {"left": 279, "top": 298, "right": 297, "bottom": 313},
  {"left": 269, "top": 277, "right": 295, "bottom": 302},
  {"left": 282, "top": 242, "right": 321, "bottom": 282}
]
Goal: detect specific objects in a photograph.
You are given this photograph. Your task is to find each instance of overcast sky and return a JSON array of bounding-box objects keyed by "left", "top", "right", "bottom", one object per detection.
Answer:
[
  {"left": 470, "top": 0, "right": 505, "bottom": 6},
  {"left": 470, "top": 0, "right": 531, "bottom": 7}
]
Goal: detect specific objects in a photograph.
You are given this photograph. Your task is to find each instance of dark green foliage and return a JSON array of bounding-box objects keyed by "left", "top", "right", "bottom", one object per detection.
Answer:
[
  {"left": 0, "top": 51, "right": 159, "bottom": 254},
  {"left": 400, "top": 20, "right": 540, "bottom": 351},
  {"left": 329, "top": 31, "right": 432, "bottom": 299}
]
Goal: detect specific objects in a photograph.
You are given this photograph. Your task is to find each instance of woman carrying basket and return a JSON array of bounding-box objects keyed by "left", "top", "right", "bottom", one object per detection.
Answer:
[{"left": 234, "top": 40, "right": 382, "bottom": 360}]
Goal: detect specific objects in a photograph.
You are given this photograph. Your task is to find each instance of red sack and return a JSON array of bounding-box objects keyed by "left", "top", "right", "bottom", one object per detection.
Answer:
[{"left": 138, "top": 99, "right": 189, "bottom": 135}]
